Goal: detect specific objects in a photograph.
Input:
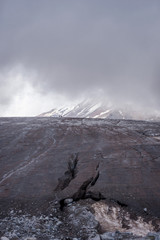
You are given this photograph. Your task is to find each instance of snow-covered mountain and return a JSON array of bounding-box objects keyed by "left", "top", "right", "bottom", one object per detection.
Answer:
[
  {"left": 38, "top": 99, "right": 114, "bottom": 118},
  {"left": 38, "top": 99, "right": 160, "bottom": 121}
]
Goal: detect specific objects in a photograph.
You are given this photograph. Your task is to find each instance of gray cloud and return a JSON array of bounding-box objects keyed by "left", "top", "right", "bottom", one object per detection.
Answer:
[{"left": 0, "top": 0, "right": 160, "bottom": 115}]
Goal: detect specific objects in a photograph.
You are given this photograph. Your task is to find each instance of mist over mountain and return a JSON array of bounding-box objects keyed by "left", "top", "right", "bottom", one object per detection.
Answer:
[
  {"left": 0, "top": 0, "right": 160, "bottom": 116},
  {"left": 39, "top": 98, "right": 160, "bottom": 121}
]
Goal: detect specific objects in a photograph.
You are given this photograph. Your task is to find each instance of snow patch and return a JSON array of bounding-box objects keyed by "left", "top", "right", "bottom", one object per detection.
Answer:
[{"left": 92, "top": 202, "right": 157, "bottom": 237}]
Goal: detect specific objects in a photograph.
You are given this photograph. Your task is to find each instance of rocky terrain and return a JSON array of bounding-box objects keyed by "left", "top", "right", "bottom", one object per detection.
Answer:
[
  {"left": 0, "top": 117, "right": 160, "bottom": 239},
  {"left": 1, "top": 199, "right": 160, "bottom": 240}
]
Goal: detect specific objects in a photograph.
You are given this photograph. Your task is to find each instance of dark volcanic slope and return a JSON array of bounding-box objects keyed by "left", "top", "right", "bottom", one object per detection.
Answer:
[{"left": 0, "top": 117, "right": 160, "bottom": 217}]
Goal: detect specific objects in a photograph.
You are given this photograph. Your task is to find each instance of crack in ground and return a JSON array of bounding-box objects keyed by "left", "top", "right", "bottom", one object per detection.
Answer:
[
  {"left": 59, "top": 160, "right": 105, "bottom": 210},
  {"left": 72, "top": 162, "right": 103, "bottom": 201},
  {"left": 55, "top": 153, "right": 79, "bottom": 191}
]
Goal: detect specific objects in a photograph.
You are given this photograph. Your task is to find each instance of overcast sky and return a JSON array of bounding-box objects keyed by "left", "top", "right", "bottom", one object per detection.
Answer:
[{"left": 0, "top": 0, "right": 160, "bottom": 116}]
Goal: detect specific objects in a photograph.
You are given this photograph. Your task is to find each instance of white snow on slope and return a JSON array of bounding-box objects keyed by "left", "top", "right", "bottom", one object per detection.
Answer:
[{"left": 38, "top": 99, "right": 160, "bottom": 121}]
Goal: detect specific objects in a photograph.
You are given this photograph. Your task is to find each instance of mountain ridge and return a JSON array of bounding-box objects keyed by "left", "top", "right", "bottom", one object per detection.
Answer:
[{"left": 38, "top": 99, "right": 160, "bottom": 121}]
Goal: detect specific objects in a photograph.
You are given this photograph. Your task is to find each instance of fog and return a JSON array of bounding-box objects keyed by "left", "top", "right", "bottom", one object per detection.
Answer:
[{"left": 0, "top": 0, "right": 160, "bottom": 116}]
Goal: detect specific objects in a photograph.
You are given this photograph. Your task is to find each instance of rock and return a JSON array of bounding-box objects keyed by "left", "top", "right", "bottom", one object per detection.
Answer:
[
  {"left": 88, "top": 234, "right": 101, "bottom": 240},
  {"left": 147, "top": 232, "right": 160, "bottom": 240},
  {"left": 68, "top": 205, "right": 98, "bottom": 229},
  {"left": 64, "top": 198, "right": 73, "bottom": 205},
  {"left": 1, "top": 237, "right": 9, "bottom": 240},
  {"left": 100, "top": 232, "right": 115, "bottom": 240},
  {"left": 24, "top": 238, "right": 37, "bottom": 240}
]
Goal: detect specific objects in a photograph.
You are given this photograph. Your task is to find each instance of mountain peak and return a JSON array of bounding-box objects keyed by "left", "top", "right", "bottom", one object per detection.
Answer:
[{"left": 38, "top": 99, "right": 160, "bottom": 121}]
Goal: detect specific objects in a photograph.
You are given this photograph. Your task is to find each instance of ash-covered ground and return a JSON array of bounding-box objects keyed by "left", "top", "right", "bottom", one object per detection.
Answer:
[{"left": 0, "top": 117, "right": 160, "bottom": 239}]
